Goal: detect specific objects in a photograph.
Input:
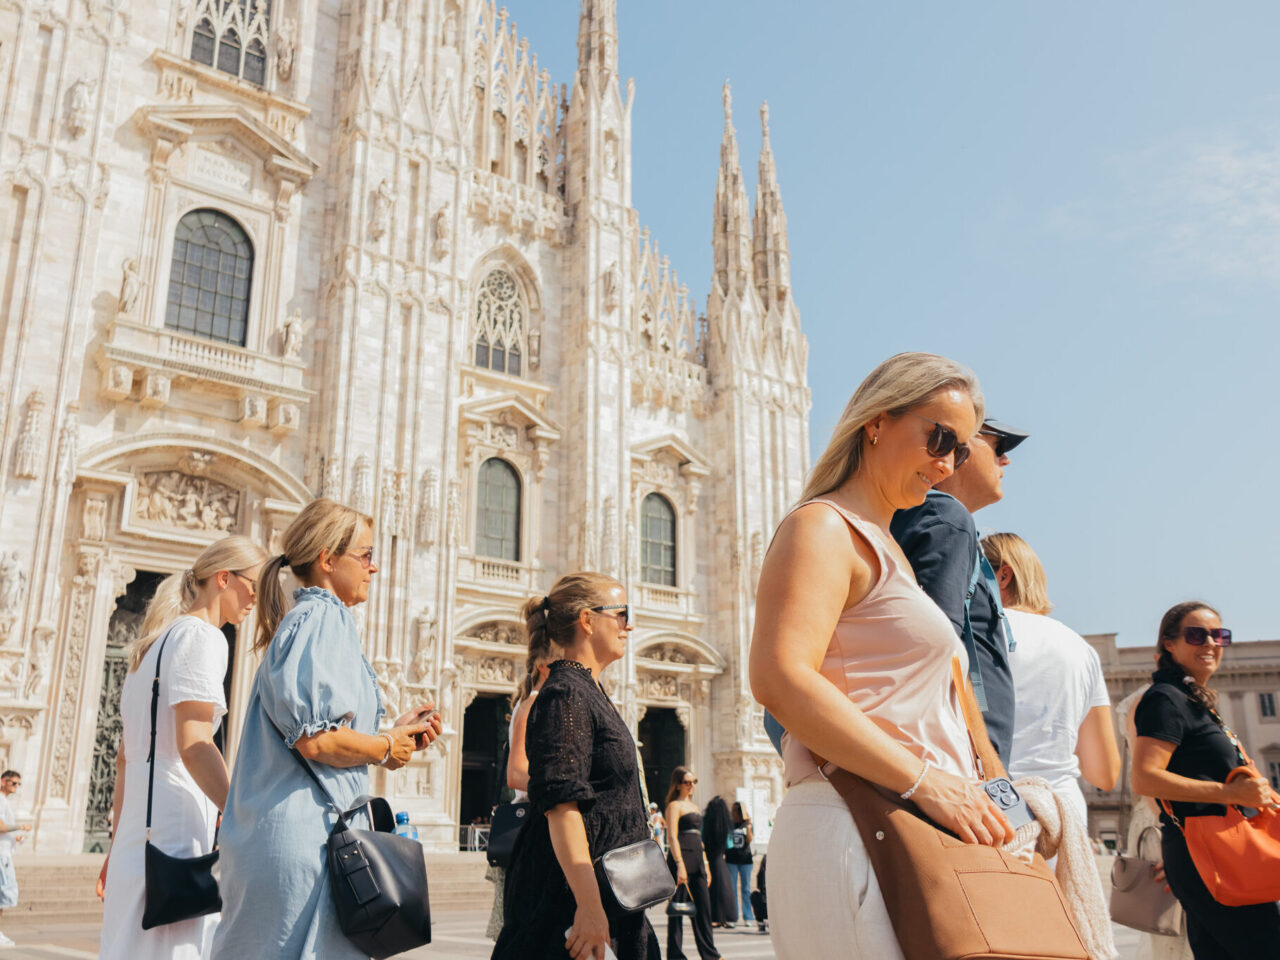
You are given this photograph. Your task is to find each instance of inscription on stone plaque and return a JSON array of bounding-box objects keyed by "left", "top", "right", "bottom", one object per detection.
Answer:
[{"left": 193, "top": 148, "right": 254, "bottom": 193}]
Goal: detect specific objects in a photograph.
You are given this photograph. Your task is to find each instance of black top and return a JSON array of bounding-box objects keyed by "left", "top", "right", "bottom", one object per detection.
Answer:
[
  {"left": 493, "top": 659, "right": 653, "bottom": 960},
  {"left": 677, "top": 811, "right": 702, "bottom": 833},
  {"left": 891, "top": 489, "right": 1014, "bottom": 767},
  {"left": 725, "top": 821, "right": 752, "bottom": 865},
  {"left": 1134, "top": 676, "right": 1241, "bottom": 822}
]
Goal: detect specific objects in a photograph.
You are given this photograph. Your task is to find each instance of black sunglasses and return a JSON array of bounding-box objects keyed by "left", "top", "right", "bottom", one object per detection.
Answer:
[
  {"left": 590, "top": 604, "right": 631, "bottom": 627},
  {"left": 1177, "top": 626, "right": 1232, "bottom": 647},
  {"left": 906, "top": 413, "right": 971, "bottom": 468},
  {"left": 980, "top": 431, "right": 1011, "bottom": 458}
]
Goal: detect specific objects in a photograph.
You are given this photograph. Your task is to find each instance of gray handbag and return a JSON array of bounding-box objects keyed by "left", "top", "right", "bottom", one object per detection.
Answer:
[{"left": 1109, "top": 827, "right": 1184, "bottom": 937}]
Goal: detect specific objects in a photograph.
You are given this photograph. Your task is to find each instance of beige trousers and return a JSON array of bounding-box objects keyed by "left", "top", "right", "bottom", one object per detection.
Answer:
[{"left": 767, "top": 779, "right": 906, "bottom": 960}]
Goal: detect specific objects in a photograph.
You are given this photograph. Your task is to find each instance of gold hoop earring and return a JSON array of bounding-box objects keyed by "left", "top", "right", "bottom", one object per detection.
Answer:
[{"left": 870, "top": 435, "right": 878, "bottom": 446}]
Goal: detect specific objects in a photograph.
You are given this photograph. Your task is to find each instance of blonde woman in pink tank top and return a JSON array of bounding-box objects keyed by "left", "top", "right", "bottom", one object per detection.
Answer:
[{"left": 750, "top": 353, "right": 1016, "bottom": 960}]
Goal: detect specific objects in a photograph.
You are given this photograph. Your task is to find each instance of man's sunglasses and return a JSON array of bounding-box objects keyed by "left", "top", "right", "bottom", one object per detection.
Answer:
[
  {"left": 906, "top": 413, "right": 971, "bottom": 468},
  {"left": 980, "top": 431, "right": 1012, "bottom": 458},
  {"left": 1177, "top": 627, "right": 1232, "bottom": 647},
  {"left": 590, "top": 604, "right": 631, "bottom": 627}
]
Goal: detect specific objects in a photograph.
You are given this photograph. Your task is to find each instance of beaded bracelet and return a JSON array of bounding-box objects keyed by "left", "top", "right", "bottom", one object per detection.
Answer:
[{"left": 900, "top": 760, "right": 932, "bottom": 801}]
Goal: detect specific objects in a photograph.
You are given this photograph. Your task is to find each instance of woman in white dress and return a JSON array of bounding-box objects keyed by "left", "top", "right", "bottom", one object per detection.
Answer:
[{"left": 98, "top": 535, "right": 266, "bottom": 959}]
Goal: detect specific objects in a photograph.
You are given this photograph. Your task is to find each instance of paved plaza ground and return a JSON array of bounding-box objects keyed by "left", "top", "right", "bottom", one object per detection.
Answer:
[{"left": 0, "top": 908, "right": 1146, "bottom": 959}]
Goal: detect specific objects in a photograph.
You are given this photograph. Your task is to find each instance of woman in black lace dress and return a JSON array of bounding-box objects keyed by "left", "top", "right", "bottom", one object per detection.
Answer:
[{"left": 492, "top": 572, "right": 656, "bottom": 960}]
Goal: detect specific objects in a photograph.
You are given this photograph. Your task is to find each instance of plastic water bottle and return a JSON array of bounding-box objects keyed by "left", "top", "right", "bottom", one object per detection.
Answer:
[{"left": 393, "top": 812, "right": 419, "bottom": 842}]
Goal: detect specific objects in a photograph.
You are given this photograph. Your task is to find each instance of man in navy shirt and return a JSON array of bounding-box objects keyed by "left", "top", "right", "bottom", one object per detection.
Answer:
[{"left": 888, "top": 418, "right": 1028, "bottom": 768}]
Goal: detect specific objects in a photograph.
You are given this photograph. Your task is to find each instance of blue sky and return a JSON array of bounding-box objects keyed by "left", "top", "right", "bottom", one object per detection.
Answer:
[{"left": 513, "top": 2, "right": 1279, "bottom": 648}]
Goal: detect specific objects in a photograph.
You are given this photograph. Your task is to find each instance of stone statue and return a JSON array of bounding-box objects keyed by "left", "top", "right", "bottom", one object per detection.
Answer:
[
  {"left": 0, "top": 552, "right": 26, "bottom": 640},
  {"left": 432, "top": 203, "right": 452, "bottom": 259},
  {"left": 13, "top": 391, "right": 45, "bottom": 480},
  {"left": 82, "top": 497, "right": 107, "bottom": 541},
  {"left": 118, "top": 258, "right": 141, "bottom": 315},
  {"left": 275, "top": 18, "right": 297, "bottom": 82},
  {"left": 442, "top": 9, "right": 458, "bottom": 48},
  {"left": 369, "top": 179, "right": 392, "bottom": 240},
  {"left": 64, "top": 78, "right": 95, "bottom": 139},
  {"left": 602, "top": 262, "right": 619, "bottom": 312},
  {"left": 281, "top": 309, "right": 303, "bottom": 359}
]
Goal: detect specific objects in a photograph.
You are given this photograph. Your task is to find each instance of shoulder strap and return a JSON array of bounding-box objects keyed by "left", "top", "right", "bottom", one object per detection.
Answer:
[
  {"left": 492, "top": 737, "right": 511, "bottom": 810},
  {"left": 266, "top": 716, "right": 343, "bottom": 818},
  {"left": 144, "top": 633, "right": 171, "bottom": 836},
  {"left": 978, "top": 553, "right": 1016, "bottom": 652},
  {"left": 961, "top": 549, "right": 988, "bottom": 711}
]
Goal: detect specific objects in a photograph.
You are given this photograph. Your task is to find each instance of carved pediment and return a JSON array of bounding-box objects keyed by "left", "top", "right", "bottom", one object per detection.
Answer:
[
  {"left": 459, "top": 393, "right": 562, "bottom": 477},
  {"left": 136, "top": 104, "right": 318, "bottom": 186},
  {"left": 459, "top": 393, "right": 561, "bottom": 444},
  {"left": 635, "top": 635, "right": 725, "bottom": 671},
  {"left": 630, "top": 434, "right": 710, "bottom": 479},
  {"left": 462, "top": 620, "right": 526, "bottom": 647}
]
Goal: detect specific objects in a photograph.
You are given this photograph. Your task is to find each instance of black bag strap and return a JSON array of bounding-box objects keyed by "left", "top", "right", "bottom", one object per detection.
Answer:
[
  {"left": 266, "top": 717, "right": 394, "bottom": 832},
  {"left": 266, "top": 715, "right": 344, "bottom": 818},
  {"left": 145, "top": 629, "right": 219, "bottom": 848},
  {"left": 491, "top": 738, "right": 511, "bottom": 811}
]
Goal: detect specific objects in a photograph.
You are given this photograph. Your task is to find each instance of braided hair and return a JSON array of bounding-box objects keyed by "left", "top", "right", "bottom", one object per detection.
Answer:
[{"left": 518, "top": 572, "right": 620, "bottom": 689}]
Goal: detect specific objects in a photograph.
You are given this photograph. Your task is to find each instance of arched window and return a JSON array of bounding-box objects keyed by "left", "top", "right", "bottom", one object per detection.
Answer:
[
  {"left": 641, "top": 493, "right": 676, "bottom": 586},
  {"left": 475, "top": 458, "right": 521, "bottom": 561},
  {"left": 165, "top": 209, "right": 253, "bottom": 347},
  {"left": 188, "top": 0, "right": 272, "bottom": 86},
  {"left": 473, "top": 267, "right": 524, "bottom": 376}
]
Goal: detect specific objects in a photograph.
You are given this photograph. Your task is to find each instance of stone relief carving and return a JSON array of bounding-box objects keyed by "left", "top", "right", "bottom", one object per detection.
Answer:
[
  {"left": 646, "top": 673, "right": 678, "bottom": 699},
  {"left": 416, "top": 469, "right": 439, "bottom": 546},
  {"left": 56, "top": 403, "right": 79, "bottom": 485},
  {"left": 602, "top": 262, "right": 619, "bottom": 312},
  {"left": 240, "top": 395, "right": 267, "bottom": 426},
  {"left": 50, "top": 553, "right": 103, "bottom": 798},
  {"left": 527, "top": 328, "right": 541, "bottom": 369},
  {"left": 13, "top": 391, "right": 45, "bottom": 480},
  {"left": 477, "top": 657, "right": 515, "bottom": 683},
  {"left": 82, "top": 496, "right": 107, "bottom": 541},
  {"left": 601, "top": 496, "right": 619, "bottom": 576},
  {"left": 445, "top": 480, "right": 461, "bottom": 547},
  {"left": 63, "top": 78, "right": 95, "bottom": 139},
  {"left": 674, "top": 705, "right": 691, "bottom": 729},
  {"left": 352, "top": 455, "right": 373, "bottom": 514},
  {"left": 141, "top": 373, "right": 170, "bottom": 407},
  {"left": 369, "top": 179, "right": 392, "bottom": 241},
  {"left": 117, "top": 257, "right": 141, "bottom": 315},
  {"left": 375, "top": 659, "right": 405, "bottom": 717},
  {"left": 275, "top": 17, "right": 297, "bottom": 81},
  {"left": 411, "top": 609, "right": 437, "bottom": 683},
  {"left": 0, "top": 553, "right": 26, "bottom": 644},
  {"left": 466, "top": 622, "right": 524, "bottom": 646},
  {"left": 280, "top": 309, "right": 303, "bottom": 360},
  {"left": 643, "top": 643, "right": 691, "bottom": 664},
  {"left": 603, "top": 134, "right": 619, "bottom": 179},
  {"left": 322, "top": 454, "right": 343, "bottom": 500},
  {"left": 134, "top": 470, "right": 240, "bottom": 531},
  {"left": 432, "top": 203, "right": 451, "bottom": 260},
  {"left": 180, "top": 451, "right": 214, "bottom": 475},
  {"left": 441, "top": 8, "right": 458, "bottom": 48},
  {"left": 105, "top": 365, "right": 133, "bottom": 400}
]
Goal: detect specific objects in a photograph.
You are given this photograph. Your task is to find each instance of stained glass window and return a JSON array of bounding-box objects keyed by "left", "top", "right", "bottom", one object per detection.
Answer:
[{"left": 473, "top": 268, "right": 524, "bottom": 377}]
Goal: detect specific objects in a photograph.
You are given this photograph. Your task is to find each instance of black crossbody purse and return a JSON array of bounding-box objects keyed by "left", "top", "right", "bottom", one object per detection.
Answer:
[
  {"left": 487, "top": 740, "right": 529, "bottom": 868},
  {"left": 140, "top": 633, "right": 222, "bottom": 930},
  {"left": 273, "top": 723, "right": 431, "bottom": 959}
]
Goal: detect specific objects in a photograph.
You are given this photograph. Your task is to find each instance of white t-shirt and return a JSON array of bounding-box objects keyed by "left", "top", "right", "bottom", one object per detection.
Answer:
[
  {"left": 0, "top": 794, "right": 17, "bottom": 857},
  {"left": 1006, "top": 610, "right": 1111, "bottom": 813}
]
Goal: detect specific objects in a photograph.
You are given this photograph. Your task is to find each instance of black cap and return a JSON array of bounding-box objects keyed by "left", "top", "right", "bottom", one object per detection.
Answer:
[{"left": 981, "top": 419, "right": 1030, "bottom": 454}]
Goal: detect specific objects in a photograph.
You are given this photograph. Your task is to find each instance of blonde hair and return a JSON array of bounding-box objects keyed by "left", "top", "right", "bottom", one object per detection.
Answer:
[
  {"left": 254, "top": 498, "right": 371, "bottom": 654},
  {"left": 798, "top": 352, "right": 985, "bottom": 504},
  {"left": 980, "top": 532, "right": 1052, "bottom": 615},
  {"left": 520, "top": 571, "right": 620, "bottom": 674},
  {"left": 511, "top": 637, "right": 562, "bottom": 708},
  {"left": 129, "top": 535, "right": 268, "bottom": 672}
]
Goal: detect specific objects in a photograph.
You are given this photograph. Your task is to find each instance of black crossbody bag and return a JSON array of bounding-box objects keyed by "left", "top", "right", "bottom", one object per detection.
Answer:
[
  {"left": 140, "top": 633, "right": 222, "bottom": 930},
  {"left": 272, "top": 723, "right": 431, "bottom": 959},
  {"left": 487, "top": 740, "right": 529, "bottom": 868}
]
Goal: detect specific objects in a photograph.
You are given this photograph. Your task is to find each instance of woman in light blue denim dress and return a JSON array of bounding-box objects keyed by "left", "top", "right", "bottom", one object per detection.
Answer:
[{"left": 211, "top": 499, "right": 441, "bottom": 960}]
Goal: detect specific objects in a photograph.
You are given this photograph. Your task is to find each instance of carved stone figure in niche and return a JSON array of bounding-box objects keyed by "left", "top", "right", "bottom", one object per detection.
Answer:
[
  {"left": 603, "top": 135, "right": 619, "bottom": 179},
  {"left": 82, "top": 496, "right": 107, "bottom": 541},
  {"left": 469, "top": 622, "right": 523, "bottom": 646},
  {"left": 477, "top": 657, "right": 515, "bottom": 683},
  {"left": 281, "top": 309, "right": 303, "bottom": 359},
  {"left": 63, "top": 78, "right": 95, "bottom": 139},
  {"left": 322, "top": 455, "right": 343, "bottom": 500},
  {"left": 108, "top": 365, "right": 133, "bottom": 397},
  {"left": 352, "top": 455, "right": 373, "bottom": 514},
  {"left": 134, "top": 471, "right": 239, "bottom": 532},
  {"left": 445, "top": 480, "right": 461, "bottom": 547},
  {"left": 275, "top": 18, "right": 297, "bottom": 82},
  {"left": 417, "top": 469, "right": 439, "bottom": 546},
  {"left": 432, "top": 203, "right": 452, "bottom": 260},
  {"left": 527, "top": 328, "right": 541, "bottom": 369},
  {"left": 442, "top": 9, "right": 459, "bottom": 48},
  {"left": 56, "top": 402, "right": 80, "bottom": 485},
  {"left": 118, "top": 257, "right": 141, "bottom": 315},
  {"left": 369, "top": 179, "right": 392, "bottom": 240},
  {"left": 602, "top": 262, "right": 619, "bottom": 312},
  {"left": 0, "top": 552, "right": 27, "bottom": 643},
  {"left": 646, "top": 643, "right": 691, "bottom": 664},
  {"left": 412, "top": 610, "right": 437, "bottom": 683},
  {"left": 13, "top": 391, "right": 45, "bottom": 480}
]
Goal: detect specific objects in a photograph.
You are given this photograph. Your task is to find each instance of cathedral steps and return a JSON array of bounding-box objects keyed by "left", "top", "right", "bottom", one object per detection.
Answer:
[{"left": 6, "top": 850, "right": 492, "bottom": 924}]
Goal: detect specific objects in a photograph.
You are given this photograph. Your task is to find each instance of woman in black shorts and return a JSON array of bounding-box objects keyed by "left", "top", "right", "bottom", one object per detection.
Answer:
[{"left": 1131, "top": 600, "right": 1280, "bottom": 960}]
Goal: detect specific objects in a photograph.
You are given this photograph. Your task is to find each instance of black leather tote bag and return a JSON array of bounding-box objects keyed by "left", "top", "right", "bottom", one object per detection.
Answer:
[
  {"left": 277, "top": 725, "right": 431, "bottom": 959},
  {"left": 140, "top": 633, "right": 222, "bottom": 930},
  {"left": 593, "top": 838, "right": 676, "bottom": 916}
]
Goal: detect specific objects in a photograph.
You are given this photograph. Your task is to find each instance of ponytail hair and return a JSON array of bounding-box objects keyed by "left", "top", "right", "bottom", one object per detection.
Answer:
[
  {"left": 1155, "top": 600, "right": 1221, "bottom": 711},
  {"left": 255, "top": 498, "right": 370, "bottom": 654},
  {"left": 519, "top": 571, "right": 620, "bottom": 687},
  {"left": 128, "top": 535, "right": 268, "bottom": 672}
]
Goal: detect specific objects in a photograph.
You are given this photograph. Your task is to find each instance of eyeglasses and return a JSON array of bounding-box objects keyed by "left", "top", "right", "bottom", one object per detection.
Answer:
[
  {"left": 1176, "top": 626, "right": 1232, "bottom": 647},
  {"left": 590, "top": 604, "right": 631, "bottom": 627},
  {"left": 906, "top": 412, "right": 971, "bottom": 468},
  {"left": 231, "top": 571, "right": 257, "bottom": 597},
  {"left": 347, "top": 548, "right": 375, "bottom": 569},
  {"left": 682, "top": 778, "right": 697, "bottom": 785},
  {"left": 979, "top": 431, "right": 1011, "bottom": 458}
]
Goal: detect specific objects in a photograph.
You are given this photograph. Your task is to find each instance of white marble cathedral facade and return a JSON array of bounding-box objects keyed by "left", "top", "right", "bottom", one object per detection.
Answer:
[{"left": 0, "top": 0, "right": 809, "bottom": 852}]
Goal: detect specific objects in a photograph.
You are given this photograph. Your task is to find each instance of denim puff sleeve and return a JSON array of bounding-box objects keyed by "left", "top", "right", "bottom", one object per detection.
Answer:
[
  {"left": 257, "top": 589, "right": 364, "bottom": 748},
  {"left": 527, "top": 681, "right": 596, "bottom": 815}
]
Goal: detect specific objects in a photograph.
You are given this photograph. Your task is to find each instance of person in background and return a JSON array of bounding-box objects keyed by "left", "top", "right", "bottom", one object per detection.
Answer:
[
  {"left": 751, "top": 352, "right": 1014, "bottom": 960},
  {"left": 99, "top": 535, "right": 266, "bottom": 960},
  {"left": 725, "top": 802, "right": 755, "bottom": 928},
  {"left": 492, "top": 573, "right": 655, "bottom": 960},
  {"left": 702, "top": 797, "right": 736, "bottom": 927},
  {"left": 980, "top": 532, "right": 1120, "bottom": 828},
  {"left": 1131, "top": 600, "right": 1280, "bottom": 959},
  {"left": 211, "top": 500, "right": 441, "bottom": 960},
  {"left": 648, "top": 803, "right": 667, "bottom": 852},
  {"left": 750, "top": 854, "right": 767, "bottom": 934},
  {"left": 663, "top": 767, "right": 721, "bottom": 960},
  {"left": 0, "top": 771, "right": 29, "bottom": 947},
  {"left": 888, "top": 416, "right": 1029, "bottom": 770},
  {"left": 486, "top": 641, "right": 559, "bottom": 941}
]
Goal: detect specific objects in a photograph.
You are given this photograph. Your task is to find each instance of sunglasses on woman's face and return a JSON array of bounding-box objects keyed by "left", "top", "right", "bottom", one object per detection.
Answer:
[
  {"left": 1179, "top": 627, "right": 1232, "bottom": 647},
  {"left": 906, "top": 413, "right": 971, "bottom": 468}
]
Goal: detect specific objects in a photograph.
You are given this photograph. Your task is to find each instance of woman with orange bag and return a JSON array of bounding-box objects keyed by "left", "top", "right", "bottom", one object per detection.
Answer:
[{"left": 1132, "top": 601, "right": 1280, "bottom": 959}]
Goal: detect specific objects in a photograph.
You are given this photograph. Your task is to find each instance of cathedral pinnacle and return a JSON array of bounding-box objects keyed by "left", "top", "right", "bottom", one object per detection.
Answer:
[
  {"left": 577, "top": 0, "right": 619, "bottom": 79},
  {"left": 713, "top": 81, "right": 752, "bottom": 297},
  {"left": 753, "top": 100, "right": 791, "bottom": 306}
]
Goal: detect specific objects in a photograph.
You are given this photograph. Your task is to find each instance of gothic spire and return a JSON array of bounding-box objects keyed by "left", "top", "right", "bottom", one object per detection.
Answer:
[
  {"left": 577, "top": 0, "right": 619, "bottom": 81},
  {"left": 753, "top": 101, "right": 791, "bottom": 306},
  {"left": 713, "top": 82, "right": 753, "bottom": 298}
]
